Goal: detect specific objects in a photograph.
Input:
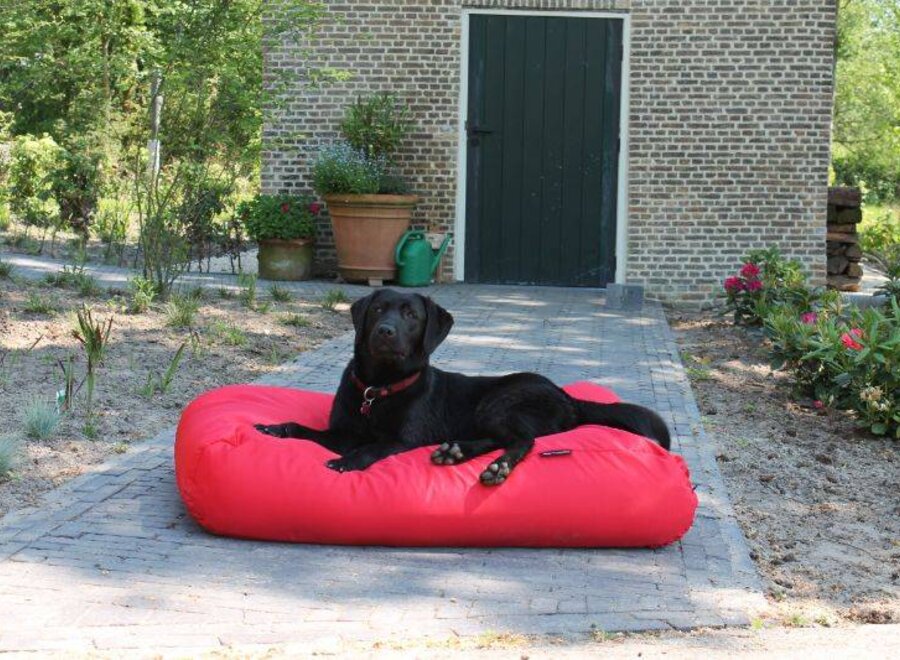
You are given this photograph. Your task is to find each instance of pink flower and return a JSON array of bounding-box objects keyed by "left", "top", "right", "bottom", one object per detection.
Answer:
[
  {"left": 724, "top": 276, "right": 744, "bottom": 293},
  {"left": 280, "top": 202, "right": 291, "bottom": 213},
  {"left": 840, "top": 328, "right": 864, "bottom": 351},
  {"left": 746, "top": 279, "right": 763, "bottom": 292},
  {"left": 813, "top": 400, "right": 825, "bottom": 409},
  {"left": 740, "top": 263, "right": 761, "bottom": 278},
  {"left": 801, "top": 312, "right": 818, "bottom": 325},
  {"left": 309, "top": 202, "right": 322, "bottom": 215}
]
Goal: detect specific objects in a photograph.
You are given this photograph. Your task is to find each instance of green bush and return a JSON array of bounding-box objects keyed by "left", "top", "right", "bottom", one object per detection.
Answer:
[
  {"left": 128, "top": 276, "right": 157, "bottom": 313},
  {"left": 8, "top": 134, "right": 62, "bottom": 230},
  {"left": 165, "top": 293, "right": 200, "bottom": 328},
  {"left": 179, "top": 166, "right": 235, "bottom": 269},
  {"left": 340, "top": 93, "right": 413, "bottom": 161},
  {"left": 0, "top": 435, "right": 21, "bottom": 480},
  {"left": 23, "top": 398, "right": 60, "bottom": 440},
  {"left": 875, "top": 252, "right": 900, "bottom": 305},
  {"left": 237, "top": 194, "right": 317, "bottom": 241},
  {"left": 49, "top": 137, "right": 104, "bottom": 236},
  {"left": 723, "top": 248, "right": 817, "bottom": 326},
  {"left": 766, "top": 298, "right": 900, "bottom": 438},
  {"left": 720, "top": 245, "right": 900, "bottom": 438},
  {"left": 311, "top": 142, "right": 383, "bottom": 196},
  {"left": 94, "top": 197, "right": 130, "bottom": 261}
]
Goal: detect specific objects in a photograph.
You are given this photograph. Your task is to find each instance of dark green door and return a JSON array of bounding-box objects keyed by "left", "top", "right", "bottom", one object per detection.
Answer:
[{"left": 465, "top": 14, "right": 623, "bottom": 286}]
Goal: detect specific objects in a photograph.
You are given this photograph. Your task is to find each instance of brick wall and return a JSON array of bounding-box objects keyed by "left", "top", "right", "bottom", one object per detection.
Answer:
[{"left": 263, "top": 0, "right": 834, "bottom": 304}]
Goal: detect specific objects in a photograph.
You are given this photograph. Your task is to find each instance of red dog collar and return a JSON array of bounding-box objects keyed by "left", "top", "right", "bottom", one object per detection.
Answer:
[{"left": 350, "top": 371, "right": 422, "bottom": 416}]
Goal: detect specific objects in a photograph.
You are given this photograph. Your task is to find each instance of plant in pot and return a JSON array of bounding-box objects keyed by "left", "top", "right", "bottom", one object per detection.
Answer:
[
  {"left": 312, "top": 93, "right": 417, "bottom": 285},
  {"left": 239, "top": 193, "right": 319, "bottom": 281}
]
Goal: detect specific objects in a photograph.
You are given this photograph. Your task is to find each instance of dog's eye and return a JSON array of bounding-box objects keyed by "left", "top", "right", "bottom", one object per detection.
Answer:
[{"left": 403, "top": 308, "right": 418, "bottom": 320}]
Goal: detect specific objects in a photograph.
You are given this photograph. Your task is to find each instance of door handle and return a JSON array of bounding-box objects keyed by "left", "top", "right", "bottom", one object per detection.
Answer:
[{"left": 466, "top": 121, "right": 494, "bottom": 139}]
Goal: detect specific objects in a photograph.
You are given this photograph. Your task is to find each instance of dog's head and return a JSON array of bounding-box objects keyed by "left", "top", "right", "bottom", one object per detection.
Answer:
[{"left": 350, "top": 290, "right": 454, "bottom": 376}]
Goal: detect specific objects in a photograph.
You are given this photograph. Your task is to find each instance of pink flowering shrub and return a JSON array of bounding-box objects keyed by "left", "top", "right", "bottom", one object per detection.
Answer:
[
  {"left": 723, "top": 248, "right": 814, "bottom": 326},
  {"left": 766, "top": 296, "right": 900, "bottom": 438}
]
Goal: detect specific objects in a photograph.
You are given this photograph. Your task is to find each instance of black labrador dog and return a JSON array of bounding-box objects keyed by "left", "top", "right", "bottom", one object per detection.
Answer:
[{"left": 255, "top": 289, "right": 670, "bottom": 485}]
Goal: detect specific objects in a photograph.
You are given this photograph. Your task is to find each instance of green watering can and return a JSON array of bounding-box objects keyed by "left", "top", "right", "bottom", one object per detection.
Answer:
[{"left": 395, "top": 231, "right": 453, "bottom": 287}]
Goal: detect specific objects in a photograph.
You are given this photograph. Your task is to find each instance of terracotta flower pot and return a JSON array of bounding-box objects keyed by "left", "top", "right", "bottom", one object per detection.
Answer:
[
  {"left": 257, "top": 238, "right": 315, "bottom": 281},
  {"left": 324, "top": 194, "right": 418, "bottom": 284}
]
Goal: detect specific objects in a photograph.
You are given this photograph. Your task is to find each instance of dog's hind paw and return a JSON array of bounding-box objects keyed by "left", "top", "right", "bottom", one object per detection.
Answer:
[
  {"left": 479, "top": 459, "right": 511, "bottom": 486},
  {"left": 432, "top": 442, "right": 465, "bottom": 465}
]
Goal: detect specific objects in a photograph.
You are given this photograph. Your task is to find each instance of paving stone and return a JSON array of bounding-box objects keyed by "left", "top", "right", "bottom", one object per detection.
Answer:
[{"left": 0, "top": 250, "right": 767, "bottom": 653}]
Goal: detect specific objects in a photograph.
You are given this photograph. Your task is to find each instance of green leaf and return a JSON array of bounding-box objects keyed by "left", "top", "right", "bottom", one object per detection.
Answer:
[
  {"left": 833, "top": 372, "right": 852, "bottom": 387},
  {"left": 871, "top": 422, "right": 887, "bottom": 436}
]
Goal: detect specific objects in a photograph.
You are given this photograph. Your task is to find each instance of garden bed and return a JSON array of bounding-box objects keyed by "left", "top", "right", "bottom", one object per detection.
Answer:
[
  {"left": 670, "top": 311, "right": 899, "bottom": 626},
  {"left": 0, "top": 272, "right": 352, "bottom": 518}
]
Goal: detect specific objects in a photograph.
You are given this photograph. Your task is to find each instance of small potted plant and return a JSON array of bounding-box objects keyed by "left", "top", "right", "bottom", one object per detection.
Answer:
[
  {"left": 312, "top": 93, "right": 418, "bottom": 285},
  {"left": 239, "top": 193, "right": 318, "bottom": 281}
]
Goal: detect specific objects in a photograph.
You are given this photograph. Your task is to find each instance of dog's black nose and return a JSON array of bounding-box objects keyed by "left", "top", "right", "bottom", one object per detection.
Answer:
[{"left": 376, "top": 324, "right": 396, "bottom": 337}]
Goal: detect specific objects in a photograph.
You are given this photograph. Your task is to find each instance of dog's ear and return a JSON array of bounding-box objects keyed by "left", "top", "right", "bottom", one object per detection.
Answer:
[
  {"left": 350, "top": 292, "right": 376, "bottom": 343},
  {"left": 420, "top": 295, "right": 454, "bottom": 355}
]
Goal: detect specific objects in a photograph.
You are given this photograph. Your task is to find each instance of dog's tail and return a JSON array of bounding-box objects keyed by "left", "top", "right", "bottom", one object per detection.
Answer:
[{"left": 574, "top": 399, "right": 671, "bottom": 451}]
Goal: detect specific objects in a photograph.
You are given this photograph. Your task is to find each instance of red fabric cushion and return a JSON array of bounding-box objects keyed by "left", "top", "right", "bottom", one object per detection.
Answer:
[{"left": 175, "top": 382, "right": 697, "bottom": 548}]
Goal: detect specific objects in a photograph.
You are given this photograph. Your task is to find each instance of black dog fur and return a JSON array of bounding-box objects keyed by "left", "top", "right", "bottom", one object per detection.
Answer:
[{"left": 255, "top": 289, "right": 671, "bottom": 485}]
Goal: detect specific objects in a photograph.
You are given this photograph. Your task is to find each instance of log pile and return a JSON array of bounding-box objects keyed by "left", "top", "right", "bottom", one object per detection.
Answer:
[{"left": 827, "top": 187, "right": 863, "bottom": 292}]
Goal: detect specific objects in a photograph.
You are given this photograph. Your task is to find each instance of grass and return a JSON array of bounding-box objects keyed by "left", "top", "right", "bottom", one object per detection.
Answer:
[
  {"left": 76, "top": 274, "right": 101, "bottom": 297},
  {"left": 0, "top": 350, "right": 21, "bottom": 389},
  {"left": 23, "top": 398, "right": 60, "bottom": 440},
  {"left": 590, "top": 628, "right": 621, "bottom": 643},
  {"left": 43, "top": 266, "right": 102, "bottom": 298},
  {"left": 112, "top": 442, "right": 128, "bottom": 454},
  {"left": 0, "top": 259, "right": 12, "bottom": 279},
  {"left": 23, "top": 291, "right": 57, "bottom": 314},
  {"left": 238, "top": 273, "right": 257, "bottom": 309},
  {"left": 83, "top": 416, "right": 99, "bottom": 440},
  {"left": 0, "top": 435, "right": 22, "bottom": 480},
  {"left": 7, "top": 233, "right": 40, "bottom": 254},
  {"left": 264, "top": 345, "right": 292, "bottom": 365},
  {"left": 208, "top": 319, "right": 248, "bottom": 346},
  {"left": 281, "top": 313, "right": 311, "bottom": 328},
  {"left": 165, "top": 294, "right": 201, "bottom": 328},
  {"left": 784, "top": 613, "right": 810, "bottom": 627},
  {"left": 139, "top": 342, "right": 188, "bottom": 397},
  {"left": 682, "top": 352, "right": 714, "bottom": 381},
  {"left": 186, "top": 285, "right": 207, "bottom": 302},
  {"left": 473, "top": 631, "right": 530, "bottom": 649},
  {"left": 321, "top": 289, "right": 349, "bottom": 311},
  {"left": 128, "top": 276, "right": 157, "bottom": 314},
  {"left": 269, "top": 283, "right": 293, "bottom": 303},
  {"left": 217, "top": 287, "right": 235, "bottom": 300}
]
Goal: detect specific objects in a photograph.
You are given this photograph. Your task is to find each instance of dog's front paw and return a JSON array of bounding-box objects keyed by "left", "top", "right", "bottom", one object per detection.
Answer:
[
  {"left": 254, "top": 423, "right": 288, "bottom": 438},
  {"left": 479, "top": 459, "right": 511, "bottom": 486},
  {"left": 326, "top": 455, "right": 369, "bottom": 473},
  {"left": 432, "top": 442, "right": 465, "bottom": 465}
]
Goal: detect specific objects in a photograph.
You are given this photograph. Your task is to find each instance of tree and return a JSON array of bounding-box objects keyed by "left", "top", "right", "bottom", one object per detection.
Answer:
[{"left": 833, "top": 0, "right": 900, "bottom": 203}]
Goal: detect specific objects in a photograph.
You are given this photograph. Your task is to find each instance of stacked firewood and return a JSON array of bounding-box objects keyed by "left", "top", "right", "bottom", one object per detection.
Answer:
[{"left": 827, "top": 187, "right": 863, "bottom": 292}]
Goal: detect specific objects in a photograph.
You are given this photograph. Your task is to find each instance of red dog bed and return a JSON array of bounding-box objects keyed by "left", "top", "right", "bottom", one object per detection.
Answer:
[{"left": 175, "top": 382, "right": 697, "bottom": 547}]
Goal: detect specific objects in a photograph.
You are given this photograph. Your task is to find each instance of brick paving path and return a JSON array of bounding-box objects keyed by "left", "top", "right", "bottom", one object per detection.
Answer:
[{"left": 0, "top": 252, "right": 766, "bottom": 653}]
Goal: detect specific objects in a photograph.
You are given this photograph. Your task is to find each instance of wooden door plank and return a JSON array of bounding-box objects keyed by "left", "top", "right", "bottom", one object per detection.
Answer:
[
  {"left": 464, "top": 16, "right": 487, "bottom": 282},
  {"left": 478, "top": 15, "right": 507, "bottom": 283},
  {"left": 520, "top": 16, "right": 547, "bottom": 282},
  {"left": 499, "top": 17, "right": 527, "bottom": 283},
  {"left": 560, "top": 18, "right": 587, "bottom": 286},
  {"left": 539, "top": 18, "right": 566, "bottom": 285},
  {"left": 598, "top": 20, "right": 623, "bottom": 285}
]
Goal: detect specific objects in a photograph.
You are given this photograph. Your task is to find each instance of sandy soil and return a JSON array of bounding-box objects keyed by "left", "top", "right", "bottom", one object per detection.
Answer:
[
  {"left": 669, "top": 311, "right": 899, "bottom": 626},
  {"left": 0, "top": 273, "right": 351, "bottom": 517}
]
